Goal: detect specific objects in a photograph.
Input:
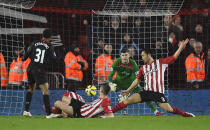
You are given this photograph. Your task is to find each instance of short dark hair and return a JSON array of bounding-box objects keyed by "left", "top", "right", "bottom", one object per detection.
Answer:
[
  {"left": 43, "top": 29, "right": 52, "bottom": 39},
  {"left": 100, "top": 82, "right": 110, "bottom": 95},
  {"left": 121, "top": 45, "right": 129, "bottom": 54},
  {"left": 141, "top": 48, "right": 156, "bottom": 57},
  {"left": 141, "top": 48, "right": 151, "bottom": 55}
]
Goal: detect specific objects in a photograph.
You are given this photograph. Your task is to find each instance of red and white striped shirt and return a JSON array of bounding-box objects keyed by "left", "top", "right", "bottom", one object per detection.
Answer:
[
  {"left": 80, "top": 97, "right": 112, "bottom": 118},
  {"left": 62, "top": 91, "right": 85, "bottom": 103},
  {"left": 136, "top": 56, "right": 175, "bottom": 94}
]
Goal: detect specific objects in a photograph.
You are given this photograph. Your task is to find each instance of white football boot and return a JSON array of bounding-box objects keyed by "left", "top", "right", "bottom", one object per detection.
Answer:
[
  {"left": 23, "top": 111, "right": 32, "bottom": 117},
  {"left": 46, "top": 113, "right": 61, "bottom": 119}
]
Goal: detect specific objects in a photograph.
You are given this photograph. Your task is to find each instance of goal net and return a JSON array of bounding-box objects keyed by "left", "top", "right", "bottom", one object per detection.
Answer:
[
  {"left": 92, "top": 0, "right": 184, "bottom": 115},
  {"left": 0, "top": 0, "right": 36, "bottom": 115},
  {"left": 2, "top": 0, "right": 207, "bottom": 116}
]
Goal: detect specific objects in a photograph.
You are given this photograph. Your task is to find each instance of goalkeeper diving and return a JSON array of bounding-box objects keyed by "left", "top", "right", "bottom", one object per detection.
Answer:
[{"left": 108, "top": 46, "right": 162, "bottom": 116}]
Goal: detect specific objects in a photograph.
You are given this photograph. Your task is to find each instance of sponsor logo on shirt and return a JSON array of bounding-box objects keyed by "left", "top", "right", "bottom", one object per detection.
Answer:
[
  {"left": 144, "top": 68, "right": 158, "bottom": 76},
  {"left": 121, "top": 71, "right": 130, "bottom": 76}
]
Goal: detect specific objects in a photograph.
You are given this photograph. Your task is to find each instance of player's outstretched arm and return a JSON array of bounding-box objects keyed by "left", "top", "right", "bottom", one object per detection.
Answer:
[
  {"left": 173, "top": 38, "right": 189, "bottom": 60},
  {"left": 108, "top": 69, "right": 115, "bottom": 82},
  {"left": 121, "top": 78, "right": 140, "bottom": 96}
]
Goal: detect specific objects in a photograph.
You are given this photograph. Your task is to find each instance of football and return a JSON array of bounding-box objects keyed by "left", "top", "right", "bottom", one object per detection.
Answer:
[{"left": 85, "top": 85, "right": 97, "bottom": 96}]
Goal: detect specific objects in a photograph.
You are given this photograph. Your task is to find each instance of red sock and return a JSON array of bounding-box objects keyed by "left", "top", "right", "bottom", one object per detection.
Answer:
[
  {"left": 51, "top": 107, "right": 62, "bottom": 114},
  {"left": 112, "top": 102, "right": 127, "bottom": 113},
  {"left": 172, "top": 106, "right": 186, "bottom": 116}
]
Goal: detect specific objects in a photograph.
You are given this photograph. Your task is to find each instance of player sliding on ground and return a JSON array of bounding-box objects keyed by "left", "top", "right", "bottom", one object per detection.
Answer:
[
  {"left": 45, "top": 90, "right": 86, "bottom": 118},
  {"left": 54, "top": 82, "right": 114, "bottom": 118},
  {"left": 108, "top": 46, "right": 162, "bottom": 116},
  {"left": 112, "top": 39, "right": 195, "bottom": 117}
]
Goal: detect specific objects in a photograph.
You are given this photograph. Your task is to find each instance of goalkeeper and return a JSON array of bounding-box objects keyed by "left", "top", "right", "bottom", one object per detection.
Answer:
[{"left": 108, "top": 46, "right": 162, "bottom": 116}]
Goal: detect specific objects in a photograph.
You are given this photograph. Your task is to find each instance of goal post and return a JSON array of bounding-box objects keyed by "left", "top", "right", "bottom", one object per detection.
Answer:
[
  {"left": 0, "top": 0, "right": 36, "bottom": 9},
  {"left": 94, "top": 0, "right": 184, "bottom": 16},
  {"left": 92, "top": 0, "right": 184, "bottom": 115},
  {"left": 0, "top": 0, "right": 36, "bottom": 116}
]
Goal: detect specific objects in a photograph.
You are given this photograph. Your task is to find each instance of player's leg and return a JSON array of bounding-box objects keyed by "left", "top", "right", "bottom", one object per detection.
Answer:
[
  {"left": 145, "top": 101, "right": 162, "bottom": 116},
  {"left": 124, "top": 93, "right": 141, "bottom": 104},
  {"left": 34, "top": 68, "right": 53, "bottom": 116},
  {"left": 23, "top": 83, "right": 36, "bottom": 116},
  {"left": 133, "top": 85, "right": 162, "bottom": 116},
  {"left": 158, "top": 102, "right": 195, "bottom": 117},
  {"left": 62, "top": 96, "right": 72, "bottom": 104},
  {"left": 112, "top": 93, "right": 141, "bottom": 113},
  {"left": 51, "top": 92, "right": 72, "bottom": 114},
  {"left": 23, "top": 69, "right": 36, "bottom": 116},
  {"left": 39, "top": 82, "right": 60, "bottom": 118},
  {"left": 39, "top": 82, "right": 52, "bottom": 116},
  {"left": 54, "top": 100, "right": 74, "bottom": 116},
  {"left": 158, "top": 103, "right": 173, "bottom": 112}
]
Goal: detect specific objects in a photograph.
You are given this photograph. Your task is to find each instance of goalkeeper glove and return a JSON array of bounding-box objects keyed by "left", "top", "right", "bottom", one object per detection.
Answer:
[
  {"left": 109, "top": 82, "right": 117, "bottom": 92},
  {"left": 118, "top": 93, "right": 130, "bottom": 102}
]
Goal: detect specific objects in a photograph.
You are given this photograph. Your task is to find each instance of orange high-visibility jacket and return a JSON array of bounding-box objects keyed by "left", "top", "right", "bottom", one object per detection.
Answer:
[
  {"left": 185, "top": 53, "right": 205, "bottom": 83},
  {"left": 22, "top": 58, "right": 31, "bottom": 82},
  {"left": 8, "top": 56, "right": 23, "bottom": 85},
  {"left": 0, "top": 53, "right": 8, "bottom": 87},
  {"left": 64, "top": 51, "right": 88, "bottom": 82},
  {"left": 95, "top": 54, "right": 114, "bottom": 83}
]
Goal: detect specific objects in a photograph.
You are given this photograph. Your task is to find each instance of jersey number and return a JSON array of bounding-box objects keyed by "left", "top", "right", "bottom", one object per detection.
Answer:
[{"left": 34, "top": 48, "right": 45, "bottom": 63}]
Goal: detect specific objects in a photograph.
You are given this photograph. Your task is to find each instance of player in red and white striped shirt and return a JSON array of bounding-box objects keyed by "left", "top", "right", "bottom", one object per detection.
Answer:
[
  {"left": 112, "top": 39, "right": 195, "bottom": 117},
  {"left": 50, "top": 91, "right": 85, "bottom": 116},
  {"left": 139, "top": 55, "right": 175, "bottom": 94},
  {"left": 54, "top": 82, "right": 114, "bottom": 118},
  {"left": 62, "top": 91, "right": 85, "bottom": 103}
]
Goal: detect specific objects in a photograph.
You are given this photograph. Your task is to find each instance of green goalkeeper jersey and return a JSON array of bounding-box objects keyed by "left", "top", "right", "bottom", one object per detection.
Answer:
[{"left": 108, "top": 58, "right": 142, "bottom": 93}]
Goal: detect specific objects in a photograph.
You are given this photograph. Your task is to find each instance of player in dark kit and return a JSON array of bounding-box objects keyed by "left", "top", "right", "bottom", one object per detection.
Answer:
[
  {"left": 22, "top": 29, "right": 58, "bottom": 118},
  {"left": 112, "top": 39, "right": 195, "bottom": 117}
]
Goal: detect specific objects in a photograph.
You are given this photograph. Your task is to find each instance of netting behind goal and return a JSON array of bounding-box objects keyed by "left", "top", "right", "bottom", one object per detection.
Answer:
[
  {"left": 1, "top": 0, "right": 209, "bottom": 116},
  {"left": 0, "top": 0, "right": 36, "bottom": 115},
  {"left": 92, "top": 0, "right": 184, "bottom": 115},
  {"left": 95, "top": 0, "right": 184, "bottom": 16},
  {"left": 91, "top": 14, "right": 168, "bottom": 115}
]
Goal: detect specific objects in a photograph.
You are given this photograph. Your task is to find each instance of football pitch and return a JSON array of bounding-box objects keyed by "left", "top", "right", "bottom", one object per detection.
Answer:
[{"left": 1, "top": 115, "right": 210, "bottom": 130}]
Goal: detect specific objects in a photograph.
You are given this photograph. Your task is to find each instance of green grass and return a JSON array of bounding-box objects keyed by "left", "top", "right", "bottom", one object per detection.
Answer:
[{"left": 1, "top": 115, "right": 210, "bottom": 130}]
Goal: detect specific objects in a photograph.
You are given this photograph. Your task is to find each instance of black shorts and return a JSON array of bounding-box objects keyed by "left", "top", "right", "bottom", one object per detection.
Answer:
[
  {"left": 27, "top": 67, "right": 47, "bottom": 86},
  {"left": 69, "top": 98, "right": 85, "bottom": 118},
  {"left": 139, "top": 91, "right": 168, "bottom": 104}
]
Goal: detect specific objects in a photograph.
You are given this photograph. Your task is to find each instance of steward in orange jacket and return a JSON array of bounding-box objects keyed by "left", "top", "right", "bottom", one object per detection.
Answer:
[
  {"left": 185, "top": 42, "right": 205, "bottom": 89},
  {"left": 95, "top": 43, "right": 115, "bottom": 84},
  {"left": 64, "top": 43, "right": 88, "bottom": 91},
  {"left": 0, "top": 53, "right": 7, "bottom": 87},
  {"left": 8, "top": 55, "right": 23, "bottom": 86},
  {"left": 22, "top": 58, "right": 31, "bottom": 83}
]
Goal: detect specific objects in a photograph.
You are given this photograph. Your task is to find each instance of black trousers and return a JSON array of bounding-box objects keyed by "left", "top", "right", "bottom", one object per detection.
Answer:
[{"left": 66, "top": 79, "right": 82, "bottom": 92}]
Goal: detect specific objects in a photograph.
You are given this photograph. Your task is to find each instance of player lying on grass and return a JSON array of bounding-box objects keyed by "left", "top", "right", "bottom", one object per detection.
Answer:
[
  {"left": 54, "top": 82, "right": 114, "bottom": 118},
  {"left": 47, "top": 90, "right": 86, "bottom": 118},
  {"left": 112, "top": 39, "right": 195, "bottom": 117},
  {"left": 108, "top": 46, "right": 162, "bottom": 116}
]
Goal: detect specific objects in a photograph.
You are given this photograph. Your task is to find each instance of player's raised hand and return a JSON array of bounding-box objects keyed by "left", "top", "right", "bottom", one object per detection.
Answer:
[
  {"left": 109, "top": 82, "right": 117, "bottom": 92},
  {"left": 174, "top": 38, "right": 189, "bottom": 60},
  {"left": 121, "top": 90, "right": 129, "bottom": 96},
  {"left": 178, "top": 38, "right": 189, "bottom": 50}
]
